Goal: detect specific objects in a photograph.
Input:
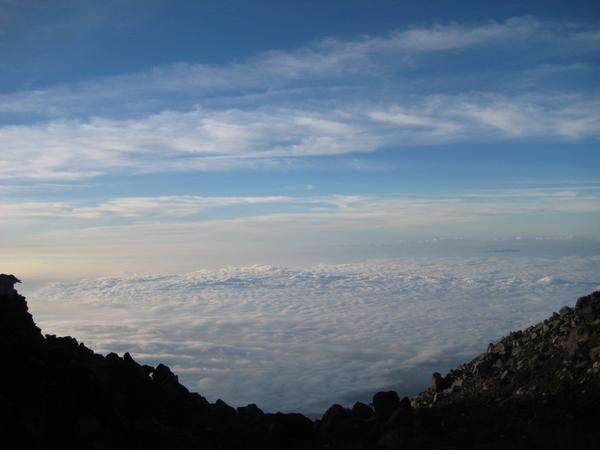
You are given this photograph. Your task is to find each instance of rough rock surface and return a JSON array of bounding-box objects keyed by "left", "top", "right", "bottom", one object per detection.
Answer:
[{"left": 1, "top": 275, "right": 599, "bottom": 449}]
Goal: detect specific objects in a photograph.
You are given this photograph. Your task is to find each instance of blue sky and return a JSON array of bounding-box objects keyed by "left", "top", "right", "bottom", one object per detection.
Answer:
[{"left": 1, "top": 0, "right": 599, "bottom": 279}]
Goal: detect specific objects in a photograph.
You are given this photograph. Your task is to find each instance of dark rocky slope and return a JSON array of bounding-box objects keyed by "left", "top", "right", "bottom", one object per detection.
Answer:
[{"left": 1, "top": 275, "right": 599, "bottom": 449}]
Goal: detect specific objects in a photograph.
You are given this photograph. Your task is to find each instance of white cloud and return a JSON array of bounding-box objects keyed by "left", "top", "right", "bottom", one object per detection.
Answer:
[
  {"left": 0, "top": 18, "right": 598, "bottom": 180},
  {"left": 1, "top": 187, "right": 599, "bottom": 224},
  {"left": 0, "top": 108, "right": 382, "bottom": 179},
  {"left": 27, "top": 257, "right": 600, "bottom": 413},
  {"left": 71, "top": 196, "right": 291, "bottom": 219},
  {"left": 321, "top": 17, "right": 541, "bottom": 55},
  {"left": 2, "top": 17, "right": 595, "bottom": 117},
  {"left": 369, "top": 94, "right": 600, "bottom": 140},
  {"left": 1, "top": 93, "right": 599, "bottom": 180},
  {"left": 0, "top": 18, "right": 542, "bottom": 116},
  {"left": 3, "top": 16, "right": 591, "bottom": 119},
  {"left": 0, "top": 201, "right": 73, "bottom": 219}
]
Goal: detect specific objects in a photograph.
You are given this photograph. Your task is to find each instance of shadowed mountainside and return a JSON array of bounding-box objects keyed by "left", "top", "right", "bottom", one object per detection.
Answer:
[{"left": 1, "top": 274, "right": 599, "bottom": 449}]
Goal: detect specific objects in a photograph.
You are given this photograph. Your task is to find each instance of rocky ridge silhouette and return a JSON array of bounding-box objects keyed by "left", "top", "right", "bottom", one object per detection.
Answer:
[{"left": 1, "top": 274, "right": 599, "bottom": 449}]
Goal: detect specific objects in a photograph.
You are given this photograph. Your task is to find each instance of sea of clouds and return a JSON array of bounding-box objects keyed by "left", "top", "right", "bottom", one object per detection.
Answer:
[{"left": 27, "top": 256, "right": 600, "bottom": 415}]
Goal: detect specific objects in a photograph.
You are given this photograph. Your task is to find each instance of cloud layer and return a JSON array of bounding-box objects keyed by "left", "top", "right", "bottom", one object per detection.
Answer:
[
  {"left": 29, "top": 257, "right": 600, "bottom": 414},
  {"left": 3, "top": 94, "right": 599, "bottom": 180},
  {"left": 1, "top": 17, "right": 598, "bottom": 180},
  {"left": 2, "top": 187, "right": 600, "bottom": 223}
]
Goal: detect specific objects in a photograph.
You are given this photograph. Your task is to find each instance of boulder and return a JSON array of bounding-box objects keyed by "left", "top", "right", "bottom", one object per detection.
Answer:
[
  {"left": 321, "top": 403, "right": 349, "bottom": 428},
  {"left": 211, "top": 398, "right": 237, "bottom": 421},
  {"left": 576, "top": 292, "right": 600, "bottom": 321},
  {"left": 237, "top": 403, "right": 265, "bottom": 423},
  {"left": 266, "top": 412, "right": 313, "bottom": 438},
  {"left": 431, "top": 372, "right": 446, "bottom": 392},
  {"left": 152, "top": 363, "right": 189, "bottom": 396},
  {"left": 351, "top": 402, "right": 373, "bottom": 420},
  {"left": 372, "top": 391, "right": 400, "bottom": 419},
  {"left": 386, "top": 397, "right": 413, "bottom": 428}
]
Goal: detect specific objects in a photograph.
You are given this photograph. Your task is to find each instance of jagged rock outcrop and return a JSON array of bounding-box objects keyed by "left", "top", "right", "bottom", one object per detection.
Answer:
[
  {"left": 412, "top": 292, "right": 600, "bottom": 410},
  {"left": 1, "top": 274, "right": 599, "bottom": 449},
  {"left": 0, "top": 276, "right": 314, "bottom": 450}
]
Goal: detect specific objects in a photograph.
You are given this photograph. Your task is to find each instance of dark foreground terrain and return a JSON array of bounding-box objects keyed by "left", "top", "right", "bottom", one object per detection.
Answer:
[{"left": 1, "top": 275, "right": 599, "bottom": 450}]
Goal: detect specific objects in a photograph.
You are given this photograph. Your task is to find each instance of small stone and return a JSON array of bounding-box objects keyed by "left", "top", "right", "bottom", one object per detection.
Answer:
[
  {"left": 589, "top": 346, "right": 600, "bottom": 361},
  {"left": 451, "top": 378, "right": 464, "bottom": 389}
]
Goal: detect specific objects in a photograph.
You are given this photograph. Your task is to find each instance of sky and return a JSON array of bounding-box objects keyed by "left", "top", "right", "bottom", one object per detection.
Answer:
[
  {"left": 2, "top": 0, "right": 600, "bottom": 413},
  {"left": 1, "top": 0, "right": 599, "bottom": 280}
]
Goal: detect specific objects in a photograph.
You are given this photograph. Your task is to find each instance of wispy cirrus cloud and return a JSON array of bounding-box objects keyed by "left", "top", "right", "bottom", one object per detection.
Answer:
[
  {"left": 0, "top": 17, "right": 598, "bottom": 181},
  {"left": 0, "top": 18, "right": 530, "bottom": 114},
  {"left": 71, "top": 196, "right": 292, "bottom": 219},
  {"left": 1, "top": 93, "right": 599, "bottom": 180},
  {"left": 0, "top": 195, "right": 291, "bottom": 222},
  {"left": 1, "top": 16, "right": 596, "bottom": 119},
  {"left": 2, "top": 187, "right": 599, "bottom": 225}
]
